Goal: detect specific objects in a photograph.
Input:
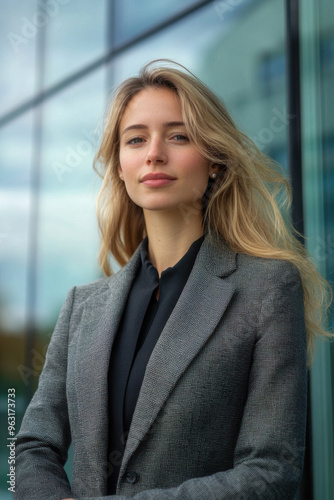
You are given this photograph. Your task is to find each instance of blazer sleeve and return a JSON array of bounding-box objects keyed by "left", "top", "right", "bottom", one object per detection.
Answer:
[
  {"left": 14, "top": 288, "right": 75, "bottom": 500},
  {"left": 77, "top": 262, "right": 308, "bottom": 500}
]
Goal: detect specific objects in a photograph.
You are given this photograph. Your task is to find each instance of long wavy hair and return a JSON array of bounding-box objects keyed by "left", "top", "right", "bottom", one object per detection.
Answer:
[{"left": 94, "top": 59, "right": 332, "bottom": 363}]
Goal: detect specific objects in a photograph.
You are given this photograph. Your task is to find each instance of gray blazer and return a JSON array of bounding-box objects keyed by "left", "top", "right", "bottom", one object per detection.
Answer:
[{"left": 14, "top": 235, "right": 307, "bottom": 500}]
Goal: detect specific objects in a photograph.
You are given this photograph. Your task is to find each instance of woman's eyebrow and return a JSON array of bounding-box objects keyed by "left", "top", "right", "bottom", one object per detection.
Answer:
[
  {"left": 163, "top": 121, "right": 185, "bottom": 128},
  {"left": 121, "top": 124, "right": 147, "bottom": 136},
  {"left": 121, "top": 121, "right": 186, "bottom": 136}
]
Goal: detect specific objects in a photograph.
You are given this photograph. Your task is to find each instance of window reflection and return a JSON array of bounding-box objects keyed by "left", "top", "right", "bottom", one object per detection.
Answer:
[
  {"left": 110, "top": 0, "right": 287, "bottom": 166},
  {"left": 113, "top": 0, "right": 201, "bottom": 46},
  {"left": 43, "top": 0, "right": 107, "bottom": 88},
  {"left": 0, "top": 0, "right": 37, "bottom": 115},
  {"left": 36, "top": 70, "right": 105, "bottom": 331},
  {"left": 0, "top": 0, "right": 333, "bottom": 497}
]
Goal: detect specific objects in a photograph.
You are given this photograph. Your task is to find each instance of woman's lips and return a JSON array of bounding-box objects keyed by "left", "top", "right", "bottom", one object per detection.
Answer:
[{"left": 140, "top": 173, "right": 176, "bottom": 187}]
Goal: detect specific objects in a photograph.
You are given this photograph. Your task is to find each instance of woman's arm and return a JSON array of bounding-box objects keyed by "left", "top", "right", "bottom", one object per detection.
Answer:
[{"left": 14, "top": 288, "right": 76, "bottom": 500}]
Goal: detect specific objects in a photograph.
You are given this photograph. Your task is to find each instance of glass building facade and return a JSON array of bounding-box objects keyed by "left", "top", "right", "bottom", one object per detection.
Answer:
[{"left": 0, "top": 1, "right": 333, "bottom": 498}]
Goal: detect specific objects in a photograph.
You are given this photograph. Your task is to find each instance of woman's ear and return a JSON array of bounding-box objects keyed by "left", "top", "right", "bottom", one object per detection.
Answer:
[{"left": 209, "top": 163, "right": 219, "bottom": 179}]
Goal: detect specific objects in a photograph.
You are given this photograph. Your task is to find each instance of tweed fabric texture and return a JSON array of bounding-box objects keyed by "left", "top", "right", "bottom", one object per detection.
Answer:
[{"left": 14, "top": 235, "right": 307, "bottom": 500}]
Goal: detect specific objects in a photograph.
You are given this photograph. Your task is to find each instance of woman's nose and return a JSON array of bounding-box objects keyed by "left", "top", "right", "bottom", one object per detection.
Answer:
[{"left": 146, "top": 138, "right": 167, "bottom": 164}]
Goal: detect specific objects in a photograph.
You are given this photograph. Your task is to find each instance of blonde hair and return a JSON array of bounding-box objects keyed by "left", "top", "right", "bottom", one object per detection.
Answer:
[{"left": 94, "top": 59, "right": 332, "bottom": 364}]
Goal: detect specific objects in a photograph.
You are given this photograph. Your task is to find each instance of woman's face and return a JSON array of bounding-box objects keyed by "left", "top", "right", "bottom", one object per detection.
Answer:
[{"left": 118, "top": 87, "right": 213, "bottom": 215}]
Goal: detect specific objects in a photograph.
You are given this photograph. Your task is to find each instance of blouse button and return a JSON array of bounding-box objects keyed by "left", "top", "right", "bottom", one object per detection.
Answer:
[{"left": 124, "top": 471, "right": 140, "bottom": 484}]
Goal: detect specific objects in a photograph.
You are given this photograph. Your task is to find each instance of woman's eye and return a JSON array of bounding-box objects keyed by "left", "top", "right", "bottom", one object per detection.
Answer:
[
  {"left": 172, "top": 134, "right": 189, "bottom": 142},
  {"left": 127, "top": 137, "right": 144, "bottom": 145}
]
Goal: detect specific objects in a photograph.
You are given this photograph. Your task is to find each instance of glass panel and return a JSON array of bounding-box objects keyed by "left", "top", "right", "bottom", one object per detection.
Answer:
[
  {"left": 0, "top": 70, "right": 105, "bottom": 500},
  {"left": 35, "top": 69, "right": 105, "bottom": 335},
  {"left": 0, "top": 0, "right": 37, "bottom": 116},
  {"left": 113, "top": 0, "right": 201, "bottom": 46},
  {"left": 110, "top": 0, "right": 287, "bottom": 167},
  {"left": 43, "top": 0, "right": 107, "bottom": 88},
  {"left": 0, "top": 112, "right": 34, "bottom": 499},
  {"left": 0, "top": 114, "right": 34, "bottom": 332},
  {"left": 301, "top": 0, "right": 334, "bottom": 498}
]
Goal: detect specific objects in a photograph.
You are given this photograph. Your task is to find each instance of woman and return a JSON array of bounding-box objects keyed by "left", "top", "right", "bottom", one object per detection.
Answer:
[{"left": 15, "top": 60, "right": 332, "bottom": 500}]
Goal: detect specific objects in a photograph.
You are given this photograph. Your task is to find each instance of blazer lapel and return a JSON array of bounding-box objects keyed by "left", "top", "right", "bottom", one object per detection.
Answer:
[
  {"left": 73, "top": 245, "right": 142, "bottom": 488},
  {"left": 120, "top": 236, "right": 237, "bottom": 478}
]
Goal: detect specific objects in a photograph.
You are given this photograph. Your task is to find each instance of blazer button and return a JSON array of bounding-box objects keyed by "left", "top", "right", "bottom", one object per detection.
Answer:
[{"left": 124, "top": 471, "right": 140, "bottom": 484}]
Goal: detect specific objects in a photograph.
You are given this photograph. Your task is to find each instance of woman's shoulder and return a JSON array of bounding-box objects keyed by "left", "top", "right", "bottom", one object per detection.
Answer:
[
  {"left": 234, "top": 252, "right": 302, "bottom": 296},
  {"left": 63, "top": 244, "right": 143, "bottom": 310},
  {"left": 66, "top": 273, "right": 118, "bottom": 305},
  {"left": 205, "top": 234, "right": 300, "bottom": 282},
  {"left": 67, "top": 259, "right": 136, "bottom": 305},
  {"left": 75, "top": 275, "right": 110, "bottom": 294},
  {"left": 237, "top": 251, "right": 299, "bottom": 275}
]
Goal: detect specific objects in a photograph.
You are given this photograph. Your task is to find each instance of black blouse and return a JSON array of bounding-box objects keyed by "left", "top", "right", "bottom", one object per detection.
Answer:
[{"left": 107, "top": 235, "right": 204, "bottom": 493}]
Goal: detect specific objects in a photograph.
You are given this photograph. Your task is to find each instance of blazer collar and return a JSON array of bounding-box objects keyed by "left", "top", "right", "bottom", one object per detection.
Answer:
[
  {"left": 119, "top": 234, "right": 237, "bottom": 481},
  {"left": 104, "top": 232, "right": 237, "bottom": 284},
  {"left": 197, "top": 232, "right": 237, "bottom": 278}
]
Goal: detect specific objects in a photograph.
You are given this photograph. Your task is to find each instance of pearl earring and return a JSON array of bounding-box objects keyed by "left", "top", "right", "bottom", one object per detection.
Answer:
[{"left": 211, "top": 172, "right": 217, "bottom": 179}]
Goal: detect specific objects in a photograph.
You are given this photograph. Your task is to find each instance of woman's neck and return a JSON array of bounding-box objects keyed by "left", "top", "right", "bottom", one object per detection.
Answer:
[{"left": 143, "top": 209, "right": 204, "bottom": 276}]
